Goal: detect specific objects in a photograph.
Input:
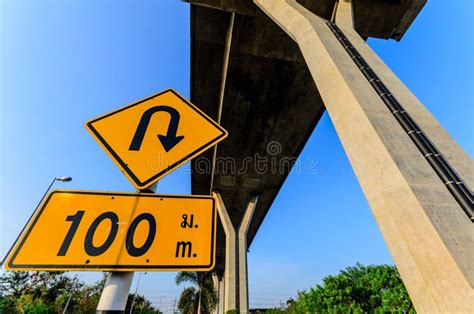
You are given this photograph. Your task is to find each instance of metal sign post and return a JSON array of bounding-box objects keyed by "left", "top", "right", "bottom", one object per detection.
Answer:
[
  {"left": 96, "top": 271, "right": 135, "bottom": 313},
  {"left": 96, "top": 184, "right": 157, "bottom": 313}
]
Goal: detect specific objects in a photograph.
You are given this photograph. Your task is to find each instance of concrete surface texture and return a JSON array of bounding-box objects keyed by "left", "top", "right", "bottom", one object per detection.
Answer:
[{"left": 254, "top": 0, "right": 473, "bottom": 312}]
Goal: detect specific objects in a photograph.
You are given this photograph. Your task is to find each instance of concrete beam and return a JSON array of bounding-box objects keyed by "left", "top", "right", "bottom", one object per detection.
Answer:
[
  {"left": 254, "top": 0, "right": 474, "bottom": 312},
  {"left": 334, "top": 0, "right": 354, "bottom": 29},
  {"left": 238, "top": 196, "right": 259, "bottom": 313},
  {"left": 214, "top": 192, "right": 237, "bottom": 311},
  {"left": 214, "top": 192, "right": 259, "bottom": 313},
  {"left": 186, "top": 0, "right": 264, "bottom": 17},
  {"left": 210, "top": 11, "right": 235, "bottom": 192},
  {"left": 212, "top": 273, "right": 225, "bottom": 314}
]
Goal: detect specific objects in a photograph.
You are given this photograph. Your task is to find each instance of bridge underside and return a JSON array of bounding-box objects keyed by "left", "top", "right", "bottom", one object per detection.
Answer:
[{"left": 189, "top": 0, "right": 426, "bottom": 273}]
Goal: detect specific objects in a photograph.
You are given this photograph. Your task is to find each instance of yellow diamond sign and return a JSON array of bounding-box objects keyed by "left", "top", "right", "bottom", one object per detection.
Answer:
[{"left": 86, "top": 89, "right": 227, "bottom": 189}]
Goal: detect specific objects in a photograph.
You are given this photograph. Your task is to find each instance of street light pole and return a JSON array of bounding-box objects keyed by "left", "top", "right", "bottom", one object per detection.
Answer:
[
  {"left": 38, "top": 177, "right": 74, "bottom": 314},
  {"left": 62, "top": 294, "right": 72, "bottom": 314},
  {"left": 1, "top": 176, "right": 72, "bottom": 266},
  {"left": 129, "top": 272, "right": 146, "bottom": 314},
  {"left": 62, "top": 275, "right": 80, "bottom": 314}
]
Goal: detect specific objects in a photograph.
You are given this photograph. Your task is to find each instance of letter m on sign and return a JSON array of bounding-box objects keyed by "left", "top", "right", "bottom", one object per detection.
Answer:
[{"left": 175, "top": 241, "right": 192, "bottom": 258}]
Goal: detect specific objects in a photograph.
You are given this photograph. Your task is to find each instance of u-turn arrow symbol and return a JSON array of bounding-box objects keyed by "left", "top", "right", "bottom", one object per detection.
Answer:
[{"left": 129, "top": 106, "right": 185, "bottom": 152}]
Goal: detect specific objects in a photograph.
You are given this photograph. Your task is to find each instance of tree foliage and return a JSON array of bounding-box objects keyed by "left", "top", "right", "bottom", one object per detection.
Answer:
[
  {"left": 126, "top": 293, "right": 161, "bottom": 314},
  {"left": 0, "top": 271, "right": 159, "bottom": 313},
  {"left": 178, "top": 286, "right": 198, "bottom": 314},
  {"left": 175, "top": 271, "right": 217, "bottom": 314},
  {"left": 0, "top": 271, "right": 81, "bottom": 313},
  {"left": 269, "top": 264, "right": 414, "bottom": 313}
]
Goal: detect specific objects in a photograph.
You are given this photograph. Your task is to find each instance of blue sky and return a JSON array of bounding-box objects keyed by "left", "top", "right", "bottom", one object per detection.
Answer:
[{"left": 1, "top": 0, "right": 472, "bottom": 311}]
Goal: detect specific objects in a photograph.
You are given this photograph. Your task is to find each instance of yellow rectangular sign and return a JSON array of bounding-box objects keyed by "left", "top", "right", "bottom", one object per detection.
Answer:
[{"left": 3, "top": 190, "right": 216, "bottom": 271}]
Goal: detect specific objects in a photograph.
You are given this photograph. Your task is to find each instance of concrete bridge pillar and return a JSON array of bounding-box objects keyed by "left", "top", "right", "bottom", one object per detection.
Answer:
[
  {"left": 212, "top": 273, "right": 225, "bottom": 314},
  {"left": 254, "top": 0, "right": 474, "bottom": 312},
  {"left": 213, "top": 192, "right": 259, "bottom": 313}
]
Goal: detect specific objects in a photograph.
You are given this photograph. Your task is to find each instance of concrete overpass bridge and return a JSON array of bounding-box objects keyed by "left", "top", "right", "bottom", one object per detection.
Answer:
[{"left": 188, "top": 1, "right": 474, "bottom": 313}]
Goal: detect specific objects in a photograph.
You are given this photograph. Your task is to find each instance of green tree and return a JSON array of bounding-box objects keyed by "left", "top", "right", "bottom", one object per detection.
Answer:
[
  {"left": 65, "top": 273, "right": 106, "bottom": 313},
  {"left": 125, "top": 293, "right": 161, "bottom": 314},
  {"left": 285, "top": 263, "right": 414, "bottom": 313},
  {"left": 0, "top": 271, "right": 78, "bottom": 313},
  {"left": 0, "top": 272, "right": 29, "bottom": 298},
  {"left": 176, "top": 272, "right": 217, "bottom": 314},
  {"left": 0, "top": 271, "right": 158, "bottom": 313}
]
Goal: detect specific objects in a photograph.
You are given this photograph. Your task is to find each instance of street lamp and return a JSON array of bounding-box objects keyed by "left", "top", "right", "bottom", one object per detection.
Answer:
[
  {"left": 33, "top": 176, "right": 73, "bottom": 212},
  {"left": 57, "top": 176, "right": 72, "bottom": 182},
  {"left": 41, "top": 176, "right": 72, "bottom": 201}
]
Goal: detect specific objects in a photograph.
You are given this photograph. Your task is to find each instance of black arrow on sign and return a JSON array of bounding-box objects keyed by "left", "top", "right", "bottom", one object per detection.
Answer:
[{"left": 129, "top": 106, "right": 185, "bottom": 152}]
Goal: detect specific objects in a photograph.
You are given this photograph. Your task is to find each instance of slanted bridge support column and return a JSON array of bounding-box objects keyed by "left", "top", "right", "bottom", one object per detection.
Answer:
[{"left": 254, "top": 0, "right": 474, "bottom": 312}]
